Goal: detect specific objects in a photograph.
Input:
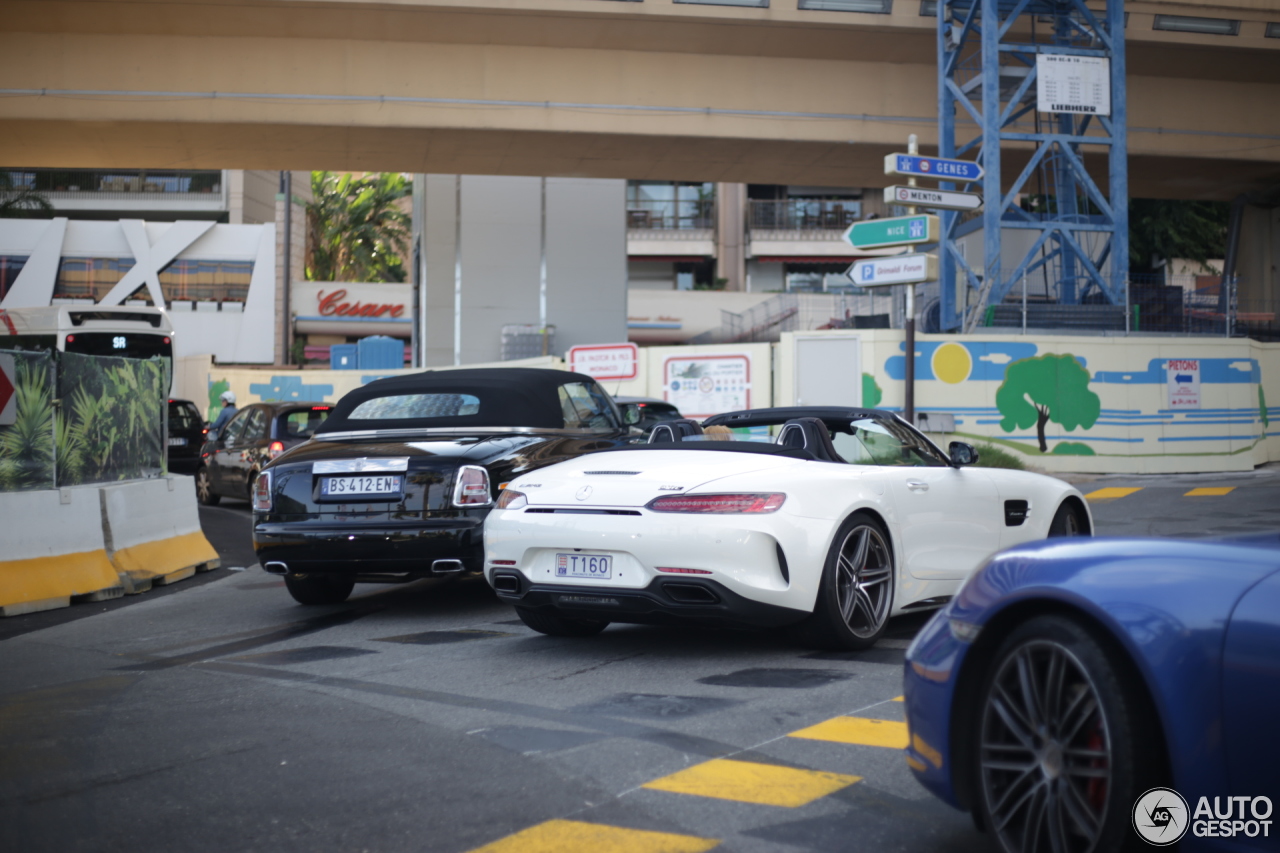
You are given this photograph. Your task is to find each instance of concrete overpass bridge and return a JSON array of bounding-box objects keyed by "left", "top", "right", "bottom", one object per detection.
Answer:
[{"left": 2, "top": 0, "right": 1279, "bottom": 200}]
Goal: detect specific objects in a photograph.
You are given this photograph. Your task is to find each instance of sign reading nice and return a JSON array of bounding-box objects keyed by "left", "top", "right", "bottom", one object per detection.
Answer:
[{"left": 996, "top": 354, "right": 1100, "bottom": 454}]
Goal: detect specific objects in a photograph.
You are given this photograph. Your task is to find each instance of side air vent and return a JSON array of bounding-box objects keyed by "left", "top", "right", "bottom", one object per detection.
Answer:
[
  {"left": 775, "top": 542, "right": 790, "bottom": 585},
  {"left": 1004, "top": 500, "right": 1030, "bottom": 527}
]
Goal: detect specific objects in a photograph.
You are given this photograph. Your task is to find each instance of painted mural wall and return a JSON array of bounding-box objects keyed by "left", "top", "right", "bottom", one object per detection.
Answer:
[
  {"left": 183, "top": 333, "right": 1277, "bottom": 475},
  {"left": 855, "top": 330, "right": 1278, "bottom": 474}
]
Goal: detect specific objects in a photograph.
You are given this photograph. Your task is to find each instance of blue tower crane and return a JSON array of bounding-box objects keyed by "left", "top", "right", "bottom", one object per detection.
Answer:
[{"left": 935, "top": 0, "right": 1128, "bottom": 332}]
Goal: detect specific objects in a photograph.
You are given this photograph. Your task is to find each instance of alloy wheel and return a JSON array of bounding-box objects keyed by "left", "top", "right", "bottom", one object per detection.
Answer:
[
  {"left": 197, "top": 470, "right": 211, "bottom": 502},
  {"left": 834, "top": 524, "right": 892, "bottom": 639},
  {"left": 980, "top": 639, "right": 1111, "bottom": 853}
]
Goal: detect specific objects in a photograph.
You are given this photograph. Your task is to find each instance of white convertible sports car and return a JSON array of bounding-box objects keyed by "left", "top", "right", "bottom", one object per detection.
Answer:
[{"left": 483, "top": 407, "right": 1091, "bottom": 650}]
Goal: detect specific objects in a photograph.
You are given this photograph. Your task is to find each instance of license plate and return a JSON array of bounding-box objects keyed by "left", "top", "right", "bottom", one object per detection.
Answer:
[
  {"left": 168, "top": 437, "right": 187, "bottom": 446},
  {"left": 320, "top": 475, "right": 402, "bottom": 496},
  {"left": 556, "top": 553, "right": 613, "bottom": 580}
]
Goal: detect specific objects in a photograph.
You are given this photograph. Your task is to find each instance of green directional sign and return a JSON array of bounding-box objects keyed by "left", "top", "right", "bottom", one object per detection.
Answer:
[{"left": 843, "top": 214, "right": 940, "bottom": 250}]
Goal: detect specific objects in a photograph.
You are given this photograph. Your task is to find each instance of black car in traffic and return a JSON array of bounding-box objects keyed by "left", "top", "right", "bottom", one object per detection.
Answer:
[
  {"left": 167, "top": 398, "right": 207, "bottom": 473},
  {"left": 196, "top": 402, "right": 332, "bottom": 505},
  {"left": 251, "top": 368, "right": 637, "bottom": 605}
]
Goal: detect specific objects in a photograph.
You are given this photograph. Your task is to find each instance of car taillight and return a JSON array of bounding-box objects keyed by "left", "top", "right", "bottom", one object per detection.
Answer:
[
  {"left": 252, "top": 470, "right": 272, "bottom": 512},
  {"left": 646, "top": 493, "right": 786, "bottom": 514},
  {"left": 202, "top": 428, "right": 209, "bottom": 436},
  {"left": 496, "top": 489, "right": 527, "bottom": 510},
  {"left": 453, "top": 465, "right": 492, "bottom": 507},
  {"left": 268, "top": 440, "right": 285, "bottom": 459}
]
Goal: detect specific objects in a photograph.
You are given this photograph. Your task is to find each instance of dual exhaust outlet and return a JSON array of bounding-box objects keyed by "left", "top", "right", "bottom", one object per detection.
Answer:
[{"left": 263, "top": 559, "right": 465, "bottom": 576}]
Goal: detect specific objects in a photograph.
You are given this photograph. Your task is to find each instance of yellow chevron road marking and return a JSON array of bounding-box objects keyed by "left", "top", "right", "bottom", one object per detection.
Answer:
[
  {"left": 788, "top": 716, "right": 909, "bottom": 749},
  {"left": 467, "top": 820, "right": 719, "bottom": 853},
  {"left": 643, "top": 758, "right": 860, "bottom": 807},
  {"left": 1084, "top": 487, "right": 1143, "bottom": 501},
  {"left": 1184, "top": 487, "right": 1235, "bottom": 496}
]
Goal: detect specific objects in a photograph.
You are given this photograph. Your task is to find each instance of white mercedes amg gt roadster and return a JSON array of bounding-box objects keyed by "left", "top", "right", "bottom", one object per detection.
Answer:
[{"left": 483, "top": 407, "right": 1091, "bottom": 649}]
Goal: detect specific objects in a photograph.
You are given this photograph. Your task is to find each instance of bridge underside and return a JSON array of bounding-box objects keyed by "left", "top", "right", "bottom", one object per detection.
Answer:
[
  {"left": 5, "top": 120, "right": 1277, "bottom": 202},
  {"left": 2, "top": 1, "right": 1279, "bottom": 200}
]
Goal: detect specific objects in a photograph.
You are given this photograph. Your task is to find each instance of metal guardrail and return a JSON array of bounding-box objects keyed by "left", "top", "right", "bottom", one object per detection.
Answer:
[
  {"left": 747, "top": 199, "right": 862, "bottom": 232},
  {"left": 625, "top": 199, "right": 715, "bottom": 230}
]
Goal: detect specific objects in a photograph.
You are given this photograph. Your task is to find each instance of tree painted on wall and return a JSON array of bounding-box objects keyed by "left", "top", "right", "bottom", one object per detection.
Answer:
[
  {"left": 996, "top": 354, "right": 1100, "bottom": 453},
  {"left": 862, "top": 373, "right": 883, "bottom": 408}
]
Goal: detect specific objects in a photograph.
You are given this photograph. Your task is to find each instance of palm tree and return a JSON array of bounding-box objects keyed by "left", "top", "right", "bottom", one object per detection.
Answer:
[
  {"left": 306, "top": 172, "right": 411, "bottom": 282},
  {"left": 0, "top": 172, "right": 54, "bottom": 218}
]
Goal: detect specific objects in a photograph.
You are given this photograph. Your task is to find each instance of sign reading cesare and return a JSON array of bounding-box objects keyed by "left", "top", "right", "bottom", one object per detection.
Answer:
[{"left": 316, "top": 288, "right": 406, "bottom": 319}]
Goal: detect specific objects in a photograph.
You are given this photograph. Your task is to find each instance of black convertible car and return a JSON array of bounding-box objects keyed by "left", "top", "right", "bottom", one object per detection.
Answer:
[{"left": 252, "top": 368, "right": 638, "bottom": 604}]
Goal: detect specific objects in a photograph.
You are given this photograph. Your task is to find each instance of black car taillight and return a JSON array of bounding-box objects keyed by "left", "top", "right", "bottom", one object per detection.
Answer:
[
  {"left": 252, "top": 470, "right": 272, "bottom": 512},
  {"left": 453, "top": 466, "right": 492, "bottom": 507}
]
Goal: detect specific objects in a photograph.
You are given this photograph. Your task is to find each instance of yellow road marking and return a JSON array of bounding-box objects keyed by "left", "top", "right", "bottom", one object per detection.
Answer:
[
  {"left": 468, "top": 820, "right": 718, "bottom": 853},
  {"left": 1185, "top": 487, "right": 1235, "bottom": 496},
  {"left": 1084, "top": 487, "right": 1142, "bottom": 501},
  {"left": 892, "top": 695, "right": 904, "bottom": 702},
  {"left": 643, "top": 758, "right": 860, "bottom": 807},
  {"left": 788, "top": 716, "right": 909, "bottom": 749}
]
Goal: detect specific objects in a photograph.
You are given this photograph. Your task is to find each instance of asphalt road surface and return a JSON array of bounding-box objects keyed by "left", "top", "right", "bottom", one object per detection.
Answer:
[{"left": 2, "top": 466, "right": 1276, "bottom": 853}]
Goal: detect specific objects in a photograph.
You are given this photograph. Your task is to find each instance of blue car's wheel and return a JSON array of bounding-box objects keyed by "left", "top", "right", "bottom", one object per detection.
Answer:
[{"left": 975, "top": 615, "right": 1155, "bottom": 853}]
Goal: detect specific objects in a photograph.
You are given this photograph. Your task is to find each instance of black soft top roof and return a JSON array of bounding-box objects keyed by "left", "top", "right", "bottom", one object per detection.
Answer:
[
  {"left": 316, "top": 367, "right": 604, "bottom": 433},
  {"left": 703, "top": 407, "right": 900, "bottom": 434}
]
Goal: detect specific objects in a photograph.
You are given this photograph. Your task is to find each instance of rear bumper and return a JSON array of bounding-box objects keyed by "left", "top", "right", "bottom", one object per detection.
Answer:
[
  {"left": 252, "top": 518, "right": 484, "bottom": 577},
  {"left": 490, "top": 572, "right": 808, "bottom": 629}
]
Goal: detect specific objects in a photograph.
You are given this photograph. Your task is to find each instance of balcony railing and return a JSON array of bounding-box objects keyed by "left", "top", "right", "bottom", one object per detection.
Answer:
[
  {"left": 748, "top": 199, "right": 862, "bottom": 232},
  {"left": 626, "top": 199, "right": 715, "bottom": 230},
  {"left": 4, "top": 169, "right": 224, "bottom": 202}
]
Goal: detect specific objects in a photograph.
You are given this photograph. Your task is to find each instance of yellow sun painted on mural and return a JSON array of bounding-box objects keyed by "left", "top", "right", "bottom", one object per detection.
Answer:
[{"left": 932, "top": 342, "right": 972, "bottom": 384}]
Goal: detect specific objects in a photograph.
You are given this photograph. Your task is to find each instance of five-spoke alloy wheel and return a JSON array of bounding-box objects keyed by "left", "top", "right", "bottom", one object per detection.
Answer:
[{"left": 793, "top": 512, "right": 895, "bottom": 651}]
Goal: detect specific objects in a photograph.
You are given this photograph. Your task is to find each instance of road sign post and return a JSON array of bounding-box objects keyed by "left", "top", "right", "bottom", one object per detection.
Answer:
[
  {"left": 883, "top": 185, "right": 982, "bottom": 212},
  {"left": 884, "top": 153, "right": 983, "bottom": 183},
  {"left": 845, "top": 253, "right": 938, "bottom": 288},
  {"left": 842, "top": 214, "right": 940, "bottom": 251}
]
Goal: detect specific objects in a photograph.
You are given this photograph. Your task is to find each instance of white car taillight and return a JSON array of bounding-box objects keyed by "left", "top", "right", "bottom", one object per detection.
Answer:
[
  {"left": 496, "top": 489, "right": 527, "bottom": 510},
  {"left": 453, "top": 465, "right": 492, "bottom": 507},
  {"left": 646, "top": 493, "right": 786, "bottom": 513},
  {"left": 252, "top": 470, "right": 272, "bottom": 511}
]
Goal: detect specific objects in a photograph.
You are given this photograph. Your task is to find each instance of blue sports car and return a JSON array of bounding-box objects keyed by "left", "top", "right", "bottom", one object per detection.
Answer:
[{"left": 904, "top": 535, "right": 1280, "bottom": 853}]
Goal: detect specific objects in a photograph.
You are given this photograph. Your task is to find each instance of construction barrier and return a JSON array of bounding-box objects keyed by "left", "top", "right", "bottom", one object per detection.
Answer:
[
  {"left": 0, "top": 486, "right": 123, "bottom": 617},
  {"left": 100, "top": 476, "right": 221, "bottom": 594}
]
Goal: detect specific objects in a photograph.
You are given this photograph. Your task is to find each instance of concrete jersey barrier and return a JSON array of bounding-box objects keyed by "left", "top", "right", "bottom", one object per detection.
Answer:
[
  {"left": 0, "top": 486, "right": 123, "bottom": 617},
  {"left": 100, "top": 476, "right": 221, "bottom": 593}
]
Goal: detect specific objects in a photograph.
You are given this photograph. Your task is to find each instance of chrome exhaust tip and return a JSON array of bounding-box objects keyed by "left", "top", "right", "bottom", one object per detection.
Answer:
[
  {"left": 263, "top": 561, "right": 289, "bottom": 575},
  {"left": 432, "top": 559, "right": 465, "bottom": 574}
]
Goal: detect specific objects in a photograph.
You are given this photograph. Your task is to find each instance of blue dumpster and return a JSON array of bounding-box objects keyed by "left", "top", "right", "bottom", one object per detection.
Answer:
[
  {"left": 330, "top": 344, "right": 359, "bottom": 370},
  {"left": 357, "top": 336, "right": 404, "bottom": 371}
]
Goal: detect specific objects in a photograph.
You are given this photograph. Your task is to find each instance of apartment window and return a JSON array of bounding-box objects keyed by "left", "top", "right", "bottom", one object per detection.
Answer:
[
  {"left": 1266, "top": 22, "right": 1280, "bottom": 38},
  {"left": 627, "top": 182, "right": 715, "bottom": 230},
  {"left": 919, "top": 1, "right": 936, "bottom": 15},
  {"left": 1153, "top": 15, "right": 1240, "bottom": 35},
  {"left": 674, "top": 0, "right": 768, "bottom": 7},
  {"left": 800, "top": 0, "right": 891, "bottom": 12}
]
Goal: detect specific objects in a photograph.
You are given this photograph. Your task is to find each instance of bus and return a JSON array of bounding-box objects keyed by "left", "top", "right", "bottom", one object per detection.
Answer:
[{"left": 0, "top": 305, "right": 174, "bottom": 376}]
